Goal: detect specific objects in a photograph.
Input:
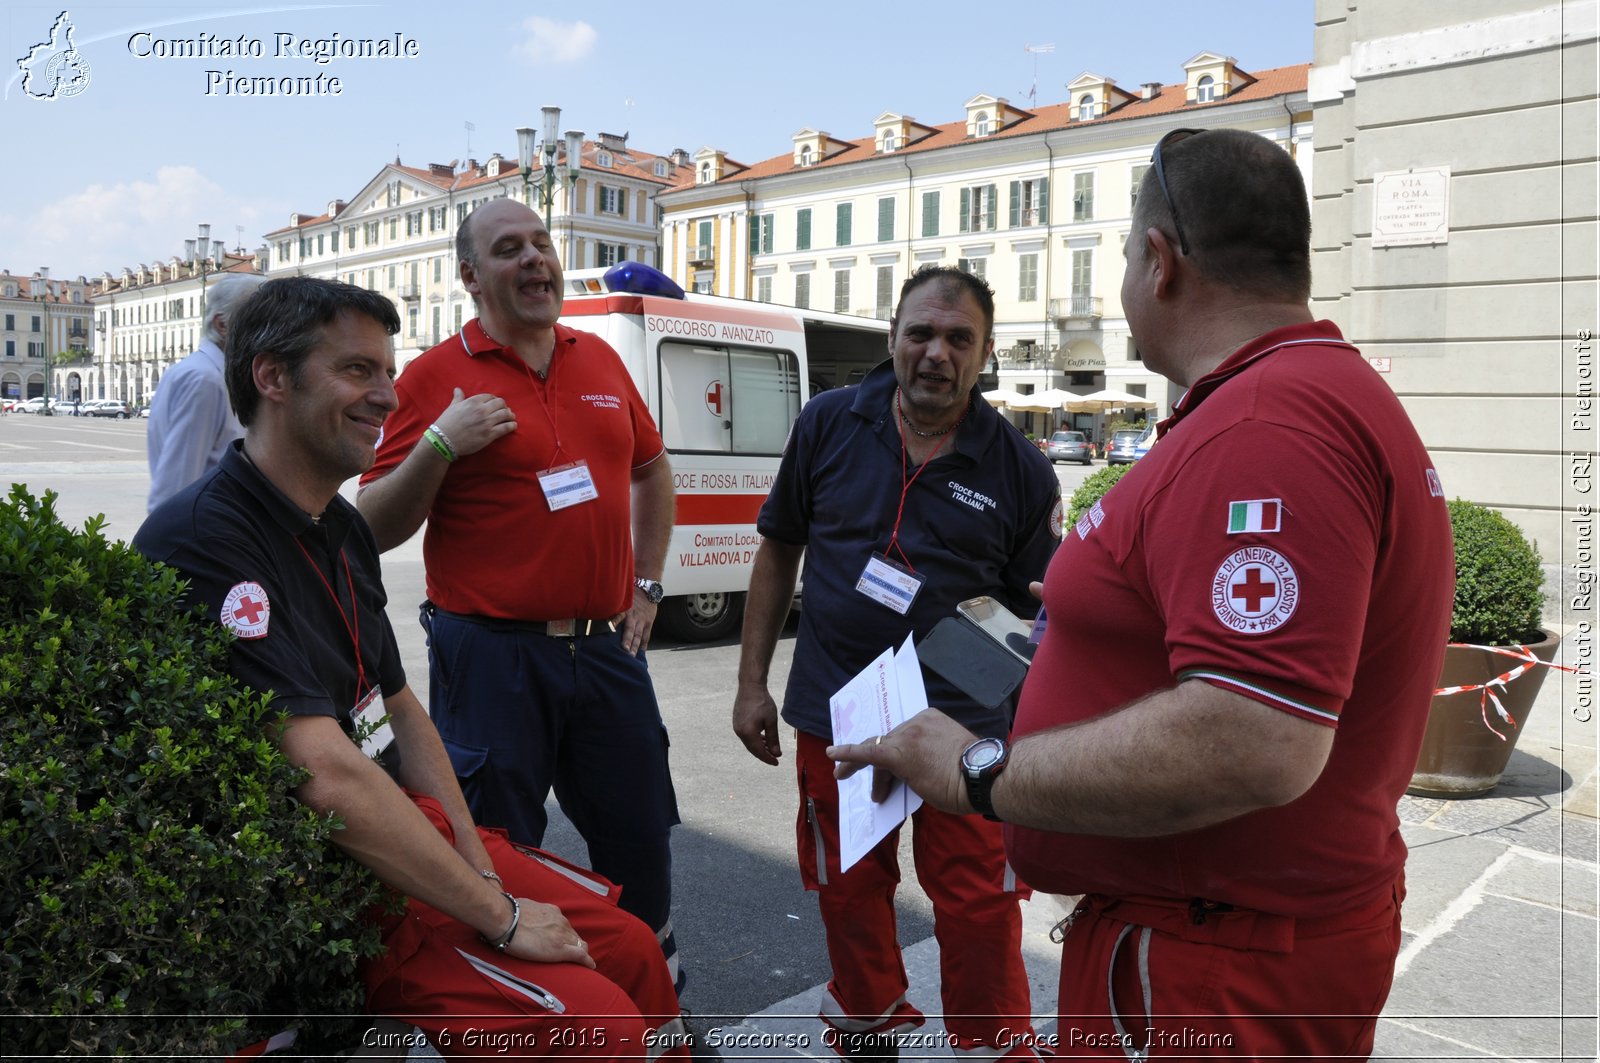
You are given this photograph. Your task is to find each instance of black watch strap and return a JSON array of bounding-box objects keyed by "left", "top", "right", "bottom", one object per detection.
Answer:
[{"left": 961, "top": 737, "right": 1008, "bottom": 821}]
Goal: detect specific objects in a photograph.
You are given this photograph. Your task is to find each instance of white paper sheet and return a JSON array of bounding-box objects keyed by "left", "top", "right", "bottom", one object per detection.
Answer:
[{"left": 829, "top": 634, "right": 928, "bottom": 872}]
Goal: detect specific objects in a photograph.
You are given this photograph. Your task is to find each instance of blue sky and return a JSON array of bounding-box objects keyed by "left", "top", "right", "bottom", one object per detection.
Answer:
[{"left": 1, "top": 1, "right": 1312, "bottom": 280}]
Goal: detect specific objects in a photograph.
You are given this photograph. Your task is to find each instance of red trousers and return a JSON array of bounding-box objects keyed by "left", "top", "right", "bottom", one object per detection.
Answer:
[
  {"left": 795, "top": 732, "right": 1038, "bottom": 1057},
  {"left": 361, "top": 794, "right": 687, "bottom": 1060},
  {"left": 1053, "top": 878, "right": 1405, "bottom": 1061}
]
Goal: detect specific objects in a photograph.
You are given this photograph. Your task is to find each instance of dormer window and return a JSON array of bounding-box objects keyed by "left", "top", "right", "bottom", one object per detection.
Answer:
[
  {"left": 879, "top": 131, "right": 897, "bottom": 153},
  {"left": 1078, "top": 95, "right": 1096, "bottom": 121},
  {"left": 654, "top": 160, "right": 668, "bottom": 177},
  {"left": 799, "top": 144, "right": 813, "bottom": 167},
  {"left": 1196, "top": 75, "right": 1217, "bottom": 102},
  {"left": 974, "top": 111, "right": 991, "bottom": 137},
  {"left": 699, "top": 162, "right": 713, "bottom": 184},
  {"left": 597, "top": 151, "right": 613, "bottom": 168}
]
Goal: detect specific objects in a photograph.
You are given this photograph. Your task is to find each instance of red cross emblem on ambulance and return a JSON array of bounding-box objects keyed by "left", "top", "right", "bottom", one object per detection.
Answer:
[
  {"left": 1210, "top": 547, "right": 1299, "bottom": 635},
  {"left": 705, "top": 380, "right": 726, "bottom": 417}
]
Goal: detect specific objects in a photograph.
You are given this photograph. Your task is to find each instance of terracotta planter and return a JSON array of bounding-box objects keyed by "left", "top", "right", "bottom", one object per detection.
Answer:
[{"left": 1408, "top": 628, "right": 1563, "bottom": 798}]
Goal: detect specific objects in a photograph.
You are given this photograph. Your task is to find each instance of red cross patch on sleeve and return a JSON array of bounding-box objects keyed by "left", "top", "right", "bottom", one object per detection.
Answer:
[{"left": 221, "top": 581, "right": 271, "bottom": 639}]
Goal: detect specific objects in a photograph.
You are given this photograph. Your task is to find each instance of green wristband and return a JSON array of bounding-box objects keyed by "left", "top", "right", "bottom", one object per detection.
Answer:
[{"left": 423, "top": 425, "right": 456, "bottom": 463}]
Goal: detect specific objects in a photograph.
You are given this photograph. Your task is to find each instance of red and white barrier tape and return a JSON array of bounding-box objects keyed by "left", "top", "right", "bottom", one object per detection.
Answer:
[{"left": 1432, "top": 642, "right": 1585, "bottom": 742}]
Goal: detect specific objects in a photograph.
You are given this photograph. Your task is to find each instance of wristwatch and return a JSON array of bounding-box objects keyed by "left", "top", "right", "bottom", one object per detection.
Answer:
[
  {"left": 634, "top": 577, "right": 665, "bottom": 604},
  {"left": 960, "top": 737, "right": 1009, "bottom": 821}
]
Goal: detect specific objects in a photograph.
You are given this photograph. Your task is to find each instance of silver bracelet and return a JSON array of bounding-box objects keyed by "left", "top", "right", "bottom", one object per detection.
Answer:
[
  {"left": 425, "top": 422, "right": 458, "bottom": 462},
  {"left": 479, "top": 869, "right": 502, "bottom": 887},
  {"left": 480, "top": 891, "right": 520, "bottom": 952}
]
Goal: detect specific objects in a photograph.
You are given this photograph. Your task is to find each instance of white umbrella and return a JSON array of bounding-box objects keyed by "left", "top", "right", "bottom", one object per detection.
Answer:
[
  {"left": 1005, "top": 393, "right": 1059, "bottom": 412},
  {"left": 981, "top": 388, "right": 1027, "bottom": 408},
  {"left": 1033, "top": 388, "right": 1081, "bottom": 409},
  {"left": 1063, "top": 388, "right": 1157, "bottom": 413}
]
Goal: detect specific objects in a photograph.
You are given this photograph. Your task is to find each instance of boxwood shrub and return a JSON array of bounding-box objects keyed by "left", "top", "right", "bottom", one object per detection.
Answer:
[
  {"left": 1065, "top": 463, "right": 1132, "bottom": 528},
  {"left": 1447, "top": 498, "right": 1545, "bottom": 646},
  {"left": 0, "top": 486, "right": 386, "bottom": 1057}
]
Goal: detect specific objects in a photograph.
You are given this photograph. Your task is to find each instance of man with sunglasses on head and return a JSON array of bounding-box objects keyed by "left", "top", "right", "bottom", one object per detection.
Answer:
[{"left": 830, "top": 128, "right": 1453, "bottom": 1059}]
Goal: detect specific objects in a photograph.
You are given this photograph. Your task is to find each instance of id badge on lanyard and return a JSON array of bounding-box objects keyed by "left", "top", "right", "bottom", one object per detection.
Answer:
[
  {"left": 352, "top": 686, "right": 394, "bottom": 759},
  {"left": 856, "top": 552, "right": 926, "bottom": 615},
  {"left": 537, "top": 459, "right": 599, "bottom": 511}
]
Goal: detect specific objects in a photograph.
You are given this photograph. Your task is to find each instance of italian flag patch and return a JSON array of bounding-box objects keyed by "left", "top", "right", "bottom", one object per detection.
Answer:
[{"left": 1227, "top": 498, "right": 1283, "bottom": 534}]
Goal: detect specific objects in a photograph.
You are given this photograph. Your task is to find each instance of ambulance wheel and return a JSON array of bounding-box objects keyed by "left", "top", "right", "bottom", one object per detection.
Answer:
[{"left": 658, "top": 591, "right": 744, "bottom": 642}]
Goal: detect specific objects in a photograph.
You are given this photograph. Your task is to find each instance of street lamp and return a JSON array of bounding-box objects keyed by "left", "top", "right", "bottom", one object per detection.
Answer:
[
  {"left": 34, "top": 267, "right": 53, "bottom": 416},
  {"left": 184, "top": 223, "right": 224, "bottom": 376},
  {"left": 516, "top": 105, "right": 585, "bottom": 266}
]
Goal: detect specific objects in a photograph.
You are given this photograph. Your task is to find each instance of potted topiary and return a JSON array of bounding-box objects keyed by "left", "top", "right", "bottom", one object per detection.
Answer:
[
  {"left": 1408, "top": 498, "right": 1560, "bottom": 797},
  {"left": 0, "top": 487, "right": 387, "bottom": 1056}
]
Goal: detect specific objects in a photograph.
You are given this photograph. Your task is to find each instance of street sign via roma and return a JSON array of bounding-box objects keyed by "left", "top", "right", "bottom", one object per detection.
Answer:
[{"left": 1372, "top": 167, "right": 1451, "bottom": 248}]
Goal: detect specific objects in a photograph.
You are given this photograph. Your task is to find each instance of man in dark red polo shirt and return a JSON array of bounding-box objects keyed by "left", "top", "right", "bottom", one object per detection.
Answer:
[{"left": 830, "top": 128, "right": 1453, "bottom": 1060}]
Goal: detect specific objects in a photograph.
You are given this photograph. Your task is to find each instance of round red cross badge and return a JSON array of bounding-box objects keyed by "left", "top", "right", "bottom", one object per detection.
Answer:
[
  {"left": 1211, "top": 547, "right": 1298, "bottom": 635},
  {"left": 221, "top": 581, "right": 271, "bottom": 640}
]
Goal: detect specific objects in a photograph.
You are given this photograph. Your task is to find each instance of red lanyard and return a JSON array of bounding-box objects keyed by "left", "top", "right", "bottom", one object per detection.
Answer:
[
  {"left": 519, "top": 349, "right": 569, "bottom": 466},
  {"left": 292, "top": 537, "right": 366, "bottom": 699},
  {"left": 885, "top": 390, "right": 966, "bottom": 571}
]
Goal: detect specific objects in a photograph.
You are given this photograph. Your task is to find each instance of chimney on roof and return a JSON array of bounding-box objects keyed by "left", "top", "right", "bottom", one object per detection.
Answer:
[
  {"left": 670, "top": 148, "right": 690, "bottom": 167},
  {"left": 430, "top": 162, "right": 453, "bottom": 177},
  {"left": 467, "top": 158, "right": 479, "bottom": 174},
  {"left": 599, "top": 131, "right": 627, "bottom": 151},
  {"left": 1140, "top": 82, "right": 1162, "bottom": 100}
]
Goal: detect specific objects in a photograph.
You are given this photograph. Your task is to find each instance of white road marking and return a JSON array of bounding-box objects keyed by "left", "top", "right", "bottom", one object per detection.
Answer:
[{"left": 54, "top": 440, "right": 140, "bottom": 452}]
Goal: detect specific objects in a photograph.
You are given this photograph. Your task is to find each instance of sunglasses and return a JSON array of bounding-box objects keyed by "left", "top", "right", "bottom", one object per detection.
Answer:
[{"left": 1150, "top": 128, "right": 1205, "bottom": 255}]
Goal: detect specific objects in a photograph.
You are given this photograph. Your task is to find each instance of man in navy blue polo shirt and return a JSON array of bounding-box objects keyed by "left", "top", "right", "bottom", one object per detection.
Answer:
[{"left": 732, "top": 266, "right": 1060, "bottom": 1059}]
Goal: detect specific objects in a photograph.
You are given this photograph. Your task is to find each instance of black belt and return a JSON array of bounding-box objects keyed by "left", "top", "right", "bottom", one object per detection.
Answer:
[{"left": 427, "top": 604, "right": 616, "bottom": 638}]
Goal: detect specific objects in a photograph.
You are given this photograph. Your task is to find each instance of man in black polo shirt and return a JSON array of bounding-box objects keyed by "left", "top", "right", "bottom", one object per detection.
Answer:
[
  {"left": 134, "top": 276, "right": 687, "bottom": 1058},
  {"left": 732, "top": 266, "right": 1061, "bottom": 1059}
]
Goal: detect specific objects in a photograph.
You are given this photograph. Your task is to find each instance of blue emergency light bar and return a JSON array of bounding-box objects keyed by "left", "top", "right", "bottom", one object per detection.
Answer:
[{"left": 600, "top": 262, "right": 686, "bottom": 300}]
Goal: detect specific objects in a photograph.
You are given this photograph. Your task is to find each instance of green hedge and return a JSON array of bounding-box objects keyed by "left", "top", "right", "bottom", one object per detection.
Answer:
[
  {"left": 1065, "top": 464, "right": 1132, "bottom": 527},
  {"left": 0, "top": 486, "right": 386, "bottom": 1057},
  {"left": 1448, "top": 498, "right": 1544, "bottom": 645}
]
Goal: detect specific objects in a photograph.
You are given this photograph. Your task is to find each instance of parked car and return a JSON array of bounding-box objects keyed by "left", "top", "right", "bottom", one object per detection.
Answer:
[
  {"left": 83, "top": 399, "right": 131, "bottom": 419},
  {"left": 17, "top": 397, "right": 57, "bottom": 414},
  {"left": 1046, "top": 430, "right": 1092, "bottom": 465},
  {"left": 1133, "top": 424, "right": 1158, "bottom": 460},
  {"left": 1106, "top": 428, "right": 1146, "bottom": 465}
]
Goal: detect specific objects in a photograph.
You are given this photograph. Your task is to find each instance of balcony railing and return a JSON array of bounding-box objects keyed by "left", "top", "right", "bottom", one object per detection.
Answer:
[
  {"left": 1051, "top": 295, "right": 1103, "bottom": 329},
  {"left": 688, "top": 244, "right": 714, "bottom": 266},
  {"left": 397, "top": 284, "right": 421, "bottom": 301}
]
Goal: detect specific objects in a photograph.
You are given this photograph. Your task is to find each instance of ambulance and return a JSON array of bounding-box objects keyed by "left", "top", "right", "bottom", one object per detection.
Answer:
[{"left": 555, "top": 262, "right": 890, "bottom": 641}]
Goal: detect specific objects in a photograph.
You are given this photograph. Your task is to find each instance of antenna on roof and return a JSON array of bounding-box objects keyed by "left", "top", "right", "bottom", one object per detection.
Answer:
[
  {"left": 464, "top": 120, "right": 475, "bottom": 160},
  {"left": 1023, "top": 43, "right": 1055, "bottom": 107}
]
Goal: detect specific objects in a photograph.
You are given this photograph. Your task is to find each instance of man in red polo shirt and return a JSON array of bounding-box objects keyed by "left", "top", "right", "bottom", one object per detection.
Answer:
[
  {"left": 357, "top": 199, "right": 682, "bottom": 987},
  {"left": 830, "top": 128, "right": 1454, "bottom": 1059}
]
